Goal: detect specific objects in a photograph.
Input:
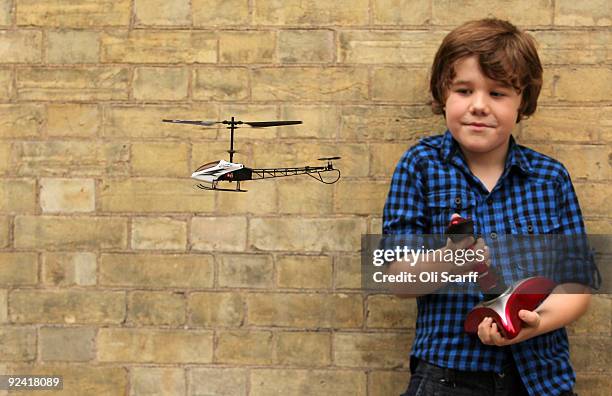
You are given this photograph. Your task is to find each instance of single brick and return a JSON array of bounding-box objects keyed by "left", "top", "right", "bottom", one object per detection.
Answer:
[
  {"left": 127, "top": 291, "right": 186, "bottom": 326},
  {"left": 278, "top": 30, "right": 334, "bottom": 63},
  {"left": 218, "top": 254, "right": 274, "bottom": 289},
  {"left": 101, "top": 30, "right": 216, "bottom": 63},
  {"left": 366, "top": 295, "right": 417, "bottom": 328},
  {"left": 131, "top": 367, "right": 186, "bottom": 396},
  {"left": 0, "top": 30, "right": 42, "bottom": 63},
  {"left": 191, "top": 217, "right": 247, "bottom": 252},
  {"left": 219, "top": 31, "right": 276, "bottom": 64},
  {"left": 247, "top": 293, "right": 363, "bottom": 328},
  {"left": 14, "top": 141, "right": 129, "bottom": 176},
  {"left": 340, "top": 105, "right": 443, "bottom": 141},
  {"left": 0, "top": 327, "right": 36, "bottom": 361},
  {"left": 248, "top": 217, "right": 366, "bottom": 252},
  {"left": 334, "top": 332, "right": 412, "bottom": 368},
  {"left": 17, "top": 0, "right": 130, "bottom": 27},
  {"left": 252, "top": 67, "right": 368, "bottom": 101},
  {"left": 0, "top": 252, "right": 38, "bottom": 286},
  {"left": 100, "top": 253, "right": 213, "bottom": 288},
  {"left": 372, "top": 0, "right": 430, "bottom": 25},
  {"left": 339, "top": 31, "right": 444, "bottom": 64},
  {"left": 253, "top": 0, "right": 369, "bottom": 25},
  {"left": 98, "top": 328, "right": 213, "bottom": 363},
  {"left": 554, "top": 0, "right": 611, "bottom": 26},
  {"left": 42, "top": 252, "right": 97, "bottom": 287},
  {"left": 189, "top": 368, "right": 248, "bottom": 396},
  {"left": 40, "top": 327, "right": 96, "bottom": 361},
  {"left": 0, "top": 0, "right": 11, "bottom": 25},
  {"left": 133, "top": 67, "right": 189, "bottom": 101},
  {"left": 14, "top": 216, "right": 127, "bottom": 250},
  {"left": 0, "top": 104, "right": 44, "bottom": 138},
  {"left": 371, "top": 67, "right": 429, "bottom": 103},
  {"left": 134, "top": 0, "right": 191, "bottom": 26},
  {"left": 432, "top": 0, "right": 552, "bottom": 26},
  {"left": 47, "top": 104, "right": 100, "bottom": 137},
  {"left": 0, "top": 289, "right": 6, "bottom": 322},
  {"left": 193, "top": 0, "right": 249, "bottom": 26},
  {"left": 193, "top": 67, "right": 250, "bottom": 101},
  {"left": 276, "top": 331, "right": 331, "bottom": 366},
  {"left": 276, "top": 255, "right": 332, "bottom": 289},
  {"left": 0, "top": 68, "right": 11, "bottom": 99},
  {"left": 46, "top": 30, "right": 99, "bottom": 63},
  {"left": 189, "top": 292, "right": 245, "bottom": 327},
  {"left": 250, "top": 369, "right": 366, "bottom": 396},
  {"left": 216, "top": 330, "right": 274, "bottom": 365},
  {"left": 0, "top": 179, "right": 36, "bottom": 213},
  {"left": 10, "top": 290, "right": 125, "bottom": 324},
  {"left": 40, "top": 178, "right": 95, "bottom": 213},
  {"left": 17, "top": 67, "right": 129, "bottom": 100},
  {"left": 335, "top": 255, "right": 362, "bottom": 289},
  {"left": 131, "top": 217, "right": 187, "bottom": 250}
]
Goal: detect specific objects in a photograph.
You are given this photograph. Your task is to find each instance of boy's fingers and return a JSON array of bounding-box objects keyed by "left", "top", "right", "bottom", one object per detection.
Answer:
[
  {"left": 490, "top": 323, "right": 506, "bottom": 345},
  {"left": 519, "top": 310, "right": 540, "bottom": 326},
  {"left": 477, "top": 317, "right": 493, "bottom": 344}
]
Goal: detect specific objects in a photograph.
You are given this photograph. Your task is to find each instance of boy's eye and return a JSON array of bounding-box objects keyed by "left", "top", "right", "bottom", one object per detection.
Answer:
[
  {"left": 456, "top": 89, "right": 471, "bottom": 94},
  {"left": 491, "top": 91, "right": 506, "bottom": 97}
]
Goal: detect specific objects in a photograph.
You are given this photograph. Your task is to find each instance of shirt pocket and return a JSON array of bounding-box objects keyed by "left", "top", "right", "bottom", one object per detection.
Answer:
[
  {"left": 511, "top": 214, "right": 561, "bottom": 235},
  {"left": 426, "top": 190, "right": 476, "bottom": 235},
  {"left": 509, "top": 215, "right": 561, "bottom": 279}
]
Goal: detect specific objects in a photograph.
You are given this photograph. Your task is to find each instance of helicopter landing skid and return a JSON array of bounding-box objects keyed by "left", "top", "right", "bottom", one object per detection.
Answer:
[{"left": 196, "top": 182, "right": 247, "bottom": 192}]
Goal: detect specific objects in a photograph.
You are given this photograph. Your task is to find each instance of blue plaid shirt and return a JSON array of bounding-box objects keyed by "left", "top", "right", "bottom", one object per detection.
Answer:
[{"left": 383, "top": 130, "right": 594, "bottom": 396}]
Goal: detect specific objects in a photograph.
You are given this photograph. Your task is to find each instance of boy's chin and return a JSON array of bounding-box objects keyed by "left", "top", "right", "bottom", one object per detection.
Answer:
[{"left": 456, "top": 138, "right": 505, "bottom": 154}]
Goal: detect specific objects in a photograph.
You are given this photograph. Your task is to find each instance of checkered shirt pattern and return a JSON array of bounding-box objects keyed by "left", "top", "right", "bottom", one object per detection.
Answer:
[{"left": 382, "top": 130, "right": 596, "bottom": 396}]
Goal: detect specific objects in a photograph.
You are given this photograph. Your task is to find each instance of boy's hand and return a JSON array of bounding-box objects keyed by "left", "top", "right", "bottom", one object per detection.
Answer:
[
  {"left": 477, "top": 310, "right": 542, "bottom": 346},
  {"left": 444, "top": 213, "right": 489, "bottom": 273}
]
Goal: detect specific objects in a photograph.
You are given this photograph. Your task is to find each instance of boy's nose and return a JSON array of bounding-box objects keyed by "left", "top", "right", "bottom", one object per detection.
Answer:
[{"left": 468, "top": 93, "right": 489, "bottom": 114}]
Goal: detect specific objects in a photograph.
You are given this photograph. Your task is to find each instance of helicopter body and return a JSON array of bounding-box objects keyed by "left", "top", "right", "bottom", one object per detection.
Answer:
[{"left": 191, "top": 160, "right": 247, "bottom": 183}]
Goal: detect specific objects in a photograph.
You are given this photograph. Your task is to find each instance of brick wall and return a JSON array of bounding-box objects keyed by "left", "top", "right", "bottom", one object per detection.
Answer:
[{"left": 0, "top": 1, "right": 610, "bottom": 395}]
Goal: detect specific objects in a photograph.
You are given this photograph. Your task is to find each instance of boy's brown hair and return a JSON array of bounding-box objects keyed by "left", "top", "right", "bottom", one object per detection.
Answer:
[{"left": 430, "top": 18, "right": 543, "bottom": 123}]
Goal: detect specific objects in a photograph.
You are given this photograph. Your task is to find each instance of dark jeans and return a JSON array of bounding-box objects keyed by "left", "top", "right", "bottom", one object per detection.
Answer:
[{"left": 400, "top": 357, "right": 578, "bottom": 396}]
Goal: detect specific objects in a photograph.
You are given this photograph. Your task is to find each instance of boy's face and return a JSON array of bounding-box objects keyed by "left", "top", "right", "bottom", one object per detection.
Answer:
[{"left": 444, "top": 56, "right": 522, "bottom": 158}]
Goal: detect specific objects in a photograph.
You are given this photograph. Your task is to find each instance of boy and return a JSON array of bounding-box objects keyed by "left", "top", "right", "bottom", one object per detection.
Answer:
[{"left": 383, "top": 19, "right": 596, "bottom": 396}]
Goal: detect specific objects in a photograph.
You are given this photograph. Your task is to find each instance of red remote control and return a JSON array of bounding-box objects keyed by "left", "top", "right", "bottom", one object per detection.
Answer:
[{"left": 445, "top": 216, "right": 556, "bottom": 339}]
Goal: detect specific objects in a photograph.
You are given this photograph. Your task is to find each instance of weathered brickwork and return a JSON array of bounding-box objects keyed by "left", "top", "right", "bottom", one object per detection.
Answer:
[{"left": 0, "top": 1, "right": 609, "bottom": 395}]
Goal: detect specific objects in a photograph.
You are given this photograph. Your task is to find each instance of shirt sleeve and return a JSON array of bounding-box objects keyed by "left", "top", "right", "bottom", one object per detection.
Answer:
[
  {"left": 553, "top": 166, "right": 601, "bottom": 290},
  {"left": 382, "top": 148, "right": 429, "bottom": 236}
]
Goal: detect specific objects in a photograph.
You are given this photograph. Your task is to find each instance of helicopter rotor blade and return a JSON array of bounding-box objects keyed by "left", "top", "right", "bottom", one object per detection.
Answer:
[
  {"left": 244, "top": 120, "right": 302, "bottom": 128},
  {"left": 162, "top": 119, "right": 220, "bottom": 126},
  {"left": 318, "top": 156, "right": 341, "bottom": 161}
]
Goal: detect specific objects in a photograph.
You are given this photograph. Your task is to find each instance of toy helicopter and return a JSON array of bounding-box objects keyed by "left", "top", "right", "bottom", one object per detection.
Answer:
[{"left": 162, "top": 117, "right": 341, "bottom": 192}]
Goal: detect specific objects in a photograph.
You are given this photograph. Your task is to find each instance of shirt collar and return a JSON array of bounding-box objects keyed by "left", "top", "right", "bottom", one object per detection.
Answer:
[{"left": 440, "top": 130, "right": 533, "bottom": 176}]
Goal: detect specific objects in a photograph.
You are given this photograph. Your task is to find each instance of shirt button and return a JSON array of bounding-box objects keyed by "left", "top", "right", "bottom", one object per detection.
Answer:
[
  {"left": 454, "top": 197, "right": 462, "bottom": 205},
  {"left": 490, "top": 232, "right": 498, "bottom": 240},
  {"left": 486, "top": 198, "right": 493, "bottom": 204}
]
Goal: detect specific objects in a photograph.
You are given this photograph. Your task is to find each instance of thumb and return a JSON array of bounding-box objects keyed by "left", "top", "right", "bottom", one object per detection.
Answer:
[
  {"left": 519, "top": 310, "right": 540, "bottom": 325},
  {"left": 450, "top": 213, "right": 461, "bottom": 220}
]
